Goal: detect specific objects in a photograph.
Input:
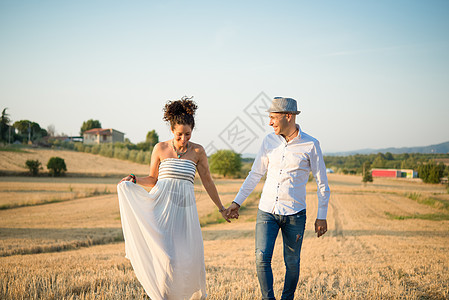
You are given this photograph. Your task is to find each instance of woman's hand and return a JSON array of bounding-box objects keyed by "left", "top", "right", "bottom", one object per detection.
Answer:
[
  {"left": 119, "top": 175, "right": 133, "bottom": 184},
  {"left": 220, "top": 208, "right": 231, "bottom": 223}
]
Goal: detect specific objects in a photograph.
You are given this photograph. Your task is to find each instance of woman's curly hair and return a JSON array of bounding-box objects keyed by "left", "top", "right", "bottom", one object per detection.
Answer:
[{"left": 163, "top": 96, "right": 198, "bottom": 130}]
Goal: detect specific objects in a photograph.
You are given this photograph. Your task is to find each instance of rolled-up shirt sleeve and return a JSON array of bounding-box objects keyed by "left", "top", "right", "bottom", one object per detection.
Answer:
[
  {"left": 310, "top": 140, "right": 331, "bottom": 219},
  {"left": 233, "top": 139, "right": 268, "bottom": 206}
]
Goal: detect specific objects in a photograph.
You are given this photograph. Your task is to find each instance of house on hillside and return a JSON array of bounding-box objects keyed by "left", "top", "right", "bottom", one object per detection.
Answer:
[
  {"left": 83, "top": 128, "right": 124, "bottom": 145},
  {"left": 371, "top": 168, "right": 418, "bottom": 178}
]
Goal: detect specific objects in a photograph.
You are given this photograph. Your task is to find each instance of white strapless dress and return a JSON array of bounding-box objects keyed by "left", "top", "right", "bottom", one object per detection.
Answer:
[{"left": 117, "top": 158, "right": 206, "bottom": 300}]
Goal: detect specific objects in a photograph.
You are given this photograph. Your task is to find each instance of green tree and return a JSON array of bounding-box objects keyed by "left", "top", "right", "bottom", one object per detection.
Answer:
[
  {"left": 47, "top": 157, "right": 67, "bottom": 176},
  {"left": 137, "top": 130, "right": 159, "bottom": 151},
  {"left": 0, "top": 108, "right": 11, "bottom": 142},
  {"left": 444, "top": 165, "right": 449, "bottom": 179},
  {"left": 13, "top": 120, "right": 47, "bottom": 142},
  {"left": 401, "top": 157, "right": 417, "bottom": 169},
  {"left": 362, "top": 161, "right": 373, "bottom": 183},
  {"left": 146, "top": 130, "right": 159, "bottom": 146},
  {"left": 209, "top": 150, "right": 242, "bottom": 178},
  {"left": 136, "top": 141, "right": 149, "bottom": 151},
  {"left": 418, "top": 161, "right": 445, "bottom": 184},
  {"left": 80, "top": 119, "right": 102, "bottom": 135},
  {"left": 25, "top": 159, "right": 42, "bottom": 176},
  {"left": 372, "top": 153, "right": 387, "bottom": 168},
  {"left": 13, "top": 120, "right": 35, "bottom": 135},
  {"left": 384, "top": 152, "right": 394, "bottom": 160}
]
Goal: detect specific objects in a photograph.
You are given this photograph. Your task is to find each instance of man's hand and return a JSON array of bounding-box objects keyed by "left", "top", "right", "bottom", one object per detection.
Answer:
[
  {"left": 314, "top": 219, "right": 327, "bottom": 238},
  {"left": 226, "top": 202, "right": 240, "bottom": 219}
]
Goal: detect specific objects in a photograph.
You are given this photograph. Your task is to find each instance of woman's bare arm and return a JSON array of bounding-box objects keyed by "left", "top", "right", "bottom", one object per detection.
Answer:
[
  {"left": 119, "top": 143, "right": 161, "bottom": 188},
  {"left": 196, "top": 146, "right": 230, "bottom": 222}
]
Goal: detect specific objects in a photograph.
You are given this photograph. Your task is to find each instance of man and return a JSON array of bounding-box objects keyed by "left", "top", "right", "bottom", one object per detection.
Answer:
[{"left": 227, "top": 97, "right": 330, "bottom": 300}]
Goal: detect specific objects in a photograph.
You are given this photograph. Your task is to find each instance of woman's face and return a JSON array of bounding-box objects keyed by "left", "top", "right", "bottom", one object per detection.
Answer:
[{"left": 172, "top": 124, "right": 192, "bottom": 147}]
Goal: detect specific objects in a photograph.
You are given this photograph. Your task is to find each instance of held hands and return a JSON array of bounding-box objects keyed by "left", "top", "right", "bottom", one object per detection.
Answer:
[
  {"left": 226, "top": 202, "right": 240, "bottom": 220},
  {"left": 220, "top": 208, "right": 231, "bottom": 223},
  {"left": 218, "top": 202, "right": 240, "bottom": 223},
  {"left": 314, "top": 219, "right": 328, "bottom": 238}
]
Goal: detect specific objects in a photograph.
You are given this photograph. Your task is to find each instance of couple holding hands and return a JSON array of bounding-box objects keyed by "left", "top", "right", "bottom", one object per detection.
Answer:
[{"left": 117, "top": 96, "right": 330, "bottom": 300}]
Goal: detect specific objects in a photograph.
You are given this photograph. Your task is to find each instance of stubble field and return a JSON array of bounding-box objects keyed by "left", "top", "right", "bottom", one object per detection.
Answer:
[{"left": 1, "top": 149, "right": 448, "bottom": 299}]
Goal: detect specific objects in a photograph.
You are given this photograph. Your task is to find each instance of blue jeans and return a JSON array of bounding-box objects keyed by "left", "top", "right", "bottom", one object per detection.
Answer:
[{"left": 255, "top": 209, "right": 306, "bottom": 300}]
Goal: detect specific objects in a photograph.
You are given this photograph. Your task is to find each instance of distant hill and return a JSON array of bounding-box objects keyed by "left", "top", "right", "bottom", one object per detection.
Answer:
[{"left": 326, "top": 141, "right": 449, "bottom": 156}]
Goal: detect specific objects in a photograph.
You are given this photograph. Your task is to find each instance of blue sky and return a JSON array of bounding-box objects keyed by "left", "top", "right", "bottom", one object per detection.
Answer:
[{"left": 1, "top": 0, "right": 448, "bottom": 154}]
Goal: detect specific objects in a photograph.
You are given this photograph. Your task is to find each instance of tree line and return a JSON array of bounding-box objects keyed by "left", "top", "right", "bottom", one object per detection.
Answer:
[
  {"left": 1, "top": 108, "right": 48, "bottom": 144},
  {"left": 0, "top": 109, "right": 158, "bottom": 153},
  {"left": 324, "top": 152, "right": 449, "bottom": 184},
  {"left": 3, "top": 108, "right": 447, "bottom": 183}
]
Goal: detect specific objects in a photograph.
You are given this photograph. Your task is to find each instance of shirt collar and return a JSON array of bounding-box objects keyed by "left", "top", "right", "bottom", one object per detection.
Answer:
[{"left": 294, "top": 124, "right": 302, "bottom": 140}]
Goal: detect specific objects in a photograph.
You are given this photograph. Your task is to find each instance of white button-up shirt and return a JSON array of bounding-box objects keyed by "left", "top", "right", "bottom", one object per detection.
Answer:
[{"left": 234, "top": 125, "right": 330, "bottom": 219}]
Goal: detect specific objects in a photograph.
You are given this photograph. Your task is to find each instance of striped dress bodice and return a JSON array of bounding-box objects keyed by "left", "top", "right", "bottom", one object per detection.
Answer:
[{"left": 158, "top": 158, "right": 197, "bottom": 184}]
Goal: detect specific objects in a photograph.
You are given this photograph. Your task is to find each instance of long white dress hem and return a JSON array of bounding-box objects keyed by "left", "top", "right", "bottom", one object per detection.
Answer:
[{"left": 117, "top": 158, "right": 207, "bottom": 300}]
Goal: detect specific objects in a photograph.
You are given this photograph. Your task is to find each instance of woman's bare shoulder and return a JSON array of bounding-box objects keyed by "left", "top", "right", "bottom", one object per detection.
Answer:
[
  {"left": 151, "top": 141, "right": 171, "bottom": 159},
  {"left": 156, "top": 141, "right": 171, "bottom": 150},
  {"left": 189, "top": 141, "right": 205, "bottom": 153}
]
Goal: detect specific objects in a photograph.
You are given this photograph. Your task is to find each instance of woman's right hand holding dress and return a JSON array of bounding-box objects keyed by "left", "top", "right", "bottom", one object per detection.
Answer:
[{"left": 119, "top": 174, "right": 136, "bottom": 184}]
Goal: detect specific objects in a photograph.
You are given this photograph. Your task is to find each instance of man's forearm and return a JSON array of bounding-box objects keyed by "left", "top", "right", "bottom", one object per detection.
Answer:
[{"left": 234, "top": 170, "right": 264, "bottom": 205}]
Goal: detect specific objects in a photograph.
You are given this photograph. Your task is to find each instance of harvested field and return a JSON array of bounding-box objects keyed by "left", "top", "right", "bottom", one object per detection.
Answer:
[
  {"left": 0, "top": 179, "right": 116, "bottom": 208},
  {"left": 0, "top": 148, "right": 150, "bottom": 176},
  {"left": 1, "top": 161, "right": 448, "bottom": 298}
]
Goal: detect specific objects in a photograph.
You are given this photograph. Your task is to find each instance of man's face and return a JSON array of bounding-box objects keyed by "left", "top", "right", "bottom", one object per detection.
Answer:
[{"left": 269, "top": 113, "right": 289, "bottom": 135}]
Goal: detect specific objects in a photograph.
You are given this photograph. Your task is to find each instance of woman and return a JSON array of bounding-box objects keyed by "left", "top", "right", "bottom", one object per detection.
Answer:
[{"left": 117, "top": 97, "right": 229, "bottom": 300}]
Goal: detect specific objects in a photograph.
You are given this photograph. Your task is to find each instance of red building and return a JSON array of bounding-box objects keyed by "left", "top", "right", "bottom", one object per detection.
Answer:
[
  {"left": 371, "top": 169, "right": 418, "bottom": 178},
  {"left": 372, "top": 169, "right": 400, "bottom": 178}
]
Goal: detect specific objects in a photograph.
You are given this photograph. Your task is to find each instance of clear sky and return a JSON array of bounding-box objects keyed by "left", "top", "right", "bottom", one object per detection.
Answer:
[{"left": 1, "top": 0, "right": 448, "bottom": 154}]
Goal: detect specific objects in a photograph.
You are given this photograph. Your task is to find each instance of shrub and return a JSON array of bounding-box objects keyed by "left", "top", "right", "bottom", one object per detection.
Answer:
[
  {"left": 74, "top": 143, "right": 84, "bottom": 152},
  {"left": 114, "top": 147, "right": 129, "bottom": 160},
  {"left": 91, "top": 144, "right": 100, "bottom": 154},
  {"left": 144, "top": 151, "right": 152, "bottom": 164},
  {"left": 99, "top": 144, "right": 113, "bottom": 158},
  {"left": 128, "top": 150, "right": 138, "bottom": 162},
  {"left": 135, "top": 150, "right": 145, "bottom": 164},
  {"left": 25, "top": 159, "right": 42, "bottom": 176},
  {"left": 47, "top": 157, "right": 67, "bottom": 176}
]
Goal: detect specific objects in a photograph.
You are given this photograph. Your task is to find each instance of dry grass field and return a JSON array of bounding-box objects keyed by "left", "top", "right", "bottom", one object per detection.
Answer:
[
  {"left": 0, "top": 148, "right": 150, "bottom": 176},
  {"left": 1, "top": 149, "right": 449, "bottom": 299}
]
